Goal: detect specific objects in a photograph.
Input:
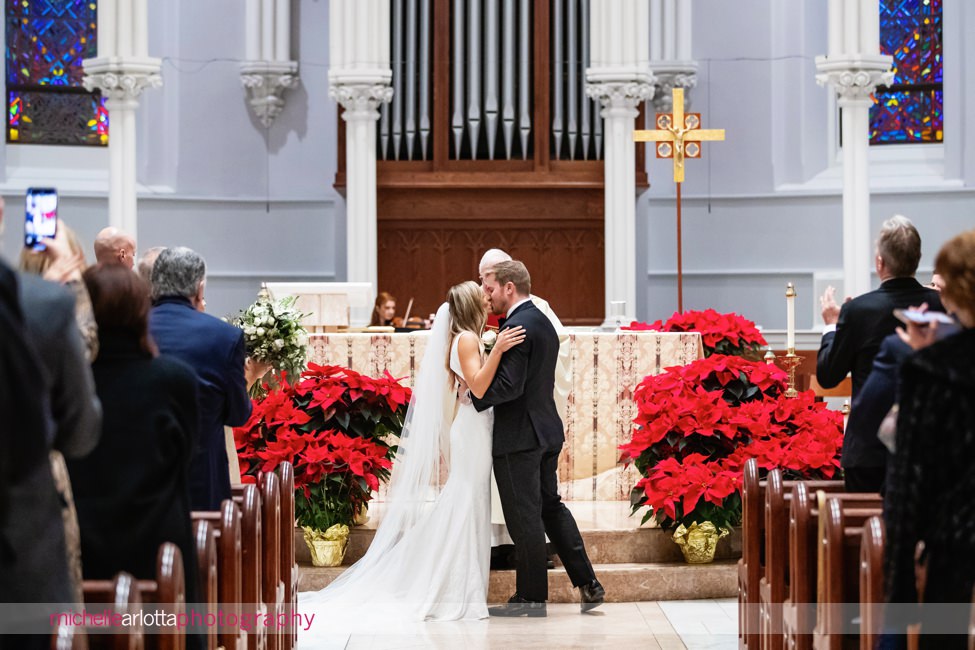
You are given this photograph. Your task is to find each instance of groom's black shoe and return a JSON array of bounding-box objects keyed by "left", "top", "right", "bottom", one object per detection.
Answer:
[
  {"left": 580, "top": 580, "right": 605, "bottom": 613},
  {"left": 489, "top": 594, "right": 547, "bottom": 618}
]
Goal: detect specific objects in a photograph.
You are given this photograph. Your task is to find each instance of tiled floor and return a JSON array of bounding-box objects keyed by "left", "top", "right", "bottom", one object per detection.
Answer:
[{"left": 296, "top": 599, "right": 737, "bottom": 649}]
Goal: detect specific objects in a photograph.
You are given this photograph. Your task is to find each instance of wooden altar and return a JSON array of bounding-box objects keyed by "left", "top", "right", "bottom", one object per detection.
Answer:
[{"left": 307, "top": 330, "right": 703, "bottom": 501}]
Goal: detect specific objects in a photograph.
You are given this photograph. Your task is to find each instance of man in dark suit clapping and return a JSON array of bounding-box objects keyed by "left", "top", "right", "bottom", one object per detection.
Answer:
[
  {"left": 472, "top": 260, "right": 603, "bottom": 617},
  {"left": 149, "top": 247, "right": 262, "bottom": 510},
  {"left": 816, "top": 215, "right": 943, "bottom": 492}
]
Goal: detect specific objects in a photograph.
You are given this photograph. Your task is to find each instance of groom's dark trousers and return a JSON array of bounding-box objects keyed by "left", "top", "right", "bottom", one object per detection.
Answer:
[{"left": 473, "top": 300, "right": 596, "bottom": 602}]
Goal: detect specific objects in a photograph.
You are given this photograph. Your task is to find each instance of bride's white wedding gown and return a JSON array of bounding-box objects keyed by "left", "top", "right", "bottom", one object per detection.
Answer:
[{"left": 297, "top": 335, "right": 493, "bottom": 644}]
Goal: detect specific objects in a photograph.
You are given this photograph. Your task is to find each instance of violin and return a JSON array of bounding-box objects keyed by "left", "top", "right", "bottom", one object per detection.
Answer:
[{"left": 393, "top": 316, "right": 425, "bottom": 330}]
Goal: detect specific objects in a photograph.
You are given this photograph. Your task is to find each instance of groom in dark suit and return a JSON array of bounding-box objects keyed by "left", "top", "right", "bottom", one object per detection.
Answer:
[{"left": 472, "top": 260, "right": 603, "bottom": 616}]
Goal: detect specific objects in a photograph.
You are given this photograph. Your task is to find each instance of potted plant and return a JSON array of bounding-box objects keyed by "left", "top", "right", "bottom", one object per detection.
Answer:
[
  {"left": 619, "top": 354, "right": 843, "bottom": 563},
  {"left": 234, "top": 363, "right": 411, "bottom": 565},
  {"left": 623, "top": 309, "right": 768, "bottom": 360}
]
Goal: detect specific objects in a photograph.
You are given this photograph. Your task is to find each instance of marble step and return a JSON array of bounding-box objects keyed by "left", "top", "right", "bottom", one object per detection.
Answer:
[
  {"left": 298, "top": 560, "right": 738, "bottom": 603},
  {"left": 294, "top": 525, "right": 742, "bottom": 566}
]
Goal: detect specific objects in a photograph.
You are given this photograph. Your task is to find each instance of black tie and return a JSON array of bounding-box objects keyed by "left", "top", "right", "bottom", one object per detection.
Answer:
[{"left": 497, "top": 317, "right": 507, "bottom": 329}]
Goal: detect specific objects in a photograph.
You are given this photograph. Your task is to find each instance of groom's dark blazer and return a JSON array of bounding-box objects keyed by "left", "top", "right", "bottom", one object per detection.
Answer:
[{"left": 472, "top": 300, "right": 563, "bottom": 455}]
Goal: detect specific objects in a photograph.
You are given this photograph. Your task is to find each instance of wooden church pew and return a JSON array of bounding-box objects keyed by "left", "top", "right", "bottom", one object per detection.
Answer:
[
  {"left": 758, "top": 471, "right": 844, "bottom": 650},
  {"left": 782, "top": 486, "right": 882, "bottom": 650},
  {"left": 276, "top": 462, "right": 297, "bottom": 650},
  {"left": 82, "top": 571, "right": 145, "bottom": 650},
  {"left": 859, "top": 516, "right": 886, "bottom": 650},
  {"left": 259, "top": 471, "right": 283, "bottom": 650},
  {"left": 232, "top": 484, "right": 265, "bottom": 650},
  {"left": 191, "top": 500, "right": 245, "bottom": 650},
  {"left": 739, "top": 459, "right": 764, "bottom": 649},
  {"left": 812, "top": 498, "right": 882, "bottom": 650},
  {"left": 192, "top": 520, "right": 218, "bottom": 650},
  {"left": 134, "top": 542, "right": 187, "bottom": 650}
]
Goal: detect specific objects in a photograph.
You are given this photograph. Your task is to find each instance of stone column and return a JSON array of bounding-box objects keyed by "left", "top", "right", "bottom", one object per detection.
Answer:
[
  {"left": 84, "top": 0, "right": 160, "bottom": 238},
  {"left": 648, "top": 0, "right": 697, "bottom": 114},
  {"left": 816, "top": 0, "right": 892, "bottom": 298},
  {"left": 328, "top": 0, "right": 392, "bottom": 301},
  {"left": 241, "top": 0, "right": 299, "bottom": 127},
  {"left": 331, "top": 84, "right": 393, "bottom": 298},
  {"left": 587, "top": 0, "right": 653, "bottom": 327}
]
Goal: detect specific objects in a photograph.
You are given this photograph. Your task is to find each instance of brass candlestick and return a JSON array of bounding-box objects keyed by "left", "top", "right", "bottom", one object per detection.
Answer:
[{"left": 780, "top": 351, "right": 802, "bottom": 398}]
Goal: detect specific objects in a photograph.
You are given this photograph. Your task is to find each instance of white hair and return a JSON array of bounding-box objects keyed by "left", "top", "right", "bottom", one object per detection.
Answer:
[{"left": 478, "top": 248, "right": 512, "bottom": 275}]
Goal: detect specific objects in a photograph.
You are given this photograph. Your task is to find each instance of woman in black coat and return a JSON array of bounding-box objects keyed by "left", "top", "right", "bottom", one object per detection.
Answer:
[
  {"left": 67, "top": 264, "right": 200, "bottom": 600},
  {"left": 884, "top": 229, "right": 975, "bottom": 648}
]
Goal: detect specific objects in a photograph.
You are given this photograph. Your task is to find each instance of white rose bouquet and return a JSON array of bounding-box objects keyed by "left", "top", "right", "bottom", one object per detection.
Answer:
[{"left": 229, "top": 290, "right": 309, "bottom": 395}]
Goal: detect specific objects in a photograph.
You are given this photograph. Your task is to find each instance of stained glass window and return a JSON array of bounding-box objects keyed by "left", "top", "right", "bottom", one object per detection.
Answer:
[
  {"left": 5, "top": 0, "right": 107, "bottom": 146},
  {"left": 870, "top": 0, "right": 943, "bottom": 145}
]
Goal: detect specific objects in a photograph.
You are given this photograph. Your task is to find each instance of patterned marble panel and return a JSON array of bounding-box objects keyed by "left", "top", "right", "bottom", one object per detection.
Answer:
[{"left": 306, "top": 331, "right": 702, "bottom": 501}]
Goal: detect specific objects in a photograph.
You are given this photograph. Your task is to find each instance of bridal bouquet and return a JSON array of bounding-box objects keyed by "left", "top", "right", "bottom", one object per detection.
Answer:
[
  {"left": 229, "top": 289, "right": 308, "bottom": 395},
  {"left": 234, "top": 362, "right": 411, "bottom": 531},
  {"left": 619, "top": 354, "right": 843, "bottom": 531},
  {"left": 623, "top": 309, "right": 767, "bottom": 360}
]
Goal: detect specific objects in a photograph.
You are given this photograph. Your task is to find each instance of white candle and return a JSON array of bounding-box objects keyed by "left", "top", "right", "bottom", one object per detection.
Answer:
[
  {"left": 827, "top": 0, "right": 842, "bottom": 57},
  {"left": 274, "top": 0, "right": 290, "bottom": 62},
  {"left": 97, "top": 0, "right": 116, "bottom": 58},
  {"left": 786, "top": 283, "right": 796, "bottom": 352}
]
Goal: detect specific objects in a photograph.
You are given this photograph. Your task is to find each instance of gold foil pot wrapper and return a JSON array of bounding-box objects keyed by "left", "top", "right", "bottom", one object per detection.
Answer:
[
  {"left": 303, "top": 525, "right": 349, "bottom": 567},
  {"left": 672, "top": 521, "right": 729, "bottom": 564}
]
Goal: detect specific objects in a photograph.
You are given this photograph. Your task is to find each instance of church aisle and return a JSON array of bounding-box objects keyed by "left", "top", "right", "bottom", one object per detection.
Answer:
[{"left": 298, "top": 599, "right": 737, "bottom": 649}]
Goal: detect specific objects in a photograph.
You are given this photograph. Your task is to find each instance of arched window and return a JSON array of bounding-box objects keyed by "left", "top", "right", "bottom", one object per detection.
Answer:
[
  {"left": 5, "top": 0, "right": 107, "bottom": 146},
  {"left": 870, "top": 0, "right": 943, "bottom": 144}
]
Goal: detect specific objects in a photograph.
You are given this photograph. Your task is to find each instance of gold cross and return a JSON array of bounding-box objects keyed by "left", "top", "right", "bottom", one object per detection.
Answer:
[{"left": 634, "top": 87, "right": 725, "bottom": 183}]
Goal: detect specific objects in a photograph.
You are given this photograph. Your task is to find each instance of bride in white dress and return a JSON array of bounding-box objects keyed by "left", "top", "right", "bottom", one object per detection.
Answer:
[{"left": 298, "top": 281, "right": 524, "bottom": 642}]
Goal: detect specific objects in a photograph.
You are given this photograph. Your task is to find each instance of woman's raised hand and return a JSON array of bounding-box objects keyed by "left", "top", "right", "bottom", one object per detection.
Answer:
[{"left": 493, "top": 325, "right": 526, "bottom": 353}]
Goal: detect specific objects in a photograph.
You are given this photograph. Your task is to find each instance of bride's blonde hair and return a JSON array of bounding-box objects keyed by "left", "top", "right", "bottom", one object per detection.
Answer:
[{"left": 447, "top": 281, "right": 487, "bottom": 361}]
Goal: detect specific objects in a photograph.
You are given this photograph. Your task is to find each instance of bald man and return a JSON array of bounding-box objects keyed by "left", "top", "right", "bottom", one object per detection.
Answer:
[{"left": 93, "top": 227, "right": 136, "bottom": 269}]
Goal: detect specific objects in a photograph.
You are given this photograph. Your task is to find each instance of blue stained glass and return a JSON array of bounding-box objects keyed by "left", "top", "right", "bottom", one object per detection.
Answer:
[
  {"left": 5, "top": 0, "right": 105, "bottom": 145},
  {"left": 871, "top": 0, "right": 943, "bottom": 145},
  {"left": 870, "top": 89, "right": 942, "bottom": 144}
]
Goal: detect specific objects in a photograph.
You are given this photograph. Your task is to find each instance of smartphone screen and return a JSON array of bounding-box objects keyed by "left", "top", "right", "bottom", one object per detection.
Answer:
[{"left": 24, "top": 187, "right": 58, "bottom": 251}]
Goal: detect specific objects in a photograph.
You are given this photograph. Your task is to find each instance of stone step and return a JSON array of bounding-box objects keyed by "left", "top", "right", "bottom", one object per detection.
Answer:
[
  {"left": 294, "top": 525, "right": 742, "bottom": 566},
  {"left": 298, "top": 560, "right": 738, "bottom": 603}
]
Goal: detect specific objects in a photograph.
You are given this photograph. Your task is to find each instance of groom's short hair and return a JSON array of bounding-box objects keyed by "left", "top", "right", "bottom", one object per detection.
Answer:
[{"left": 492, "top": 260, "right": 531, "bottom": 296}]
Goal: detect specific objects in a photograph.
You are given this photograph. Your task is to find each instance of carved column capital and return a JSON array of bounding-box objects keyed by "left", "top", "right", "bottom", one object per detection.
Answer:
[
  {"left": 647, "top": 64, "right": 698, "bottom": 113},
  {"left": 330, "top": 83, "right": 394, "bottom": 122},
  {"left": 240, "top": 60, "right": 300, "bottom": 127},
  {"left": 585, "top": 81, "right": 655, "bottom": 119},
  {"left": 815, "top": 55, "right": 894, "bottom": 106},
  {"left": 82, "top": 58, "right": 162, "bottom": 109}
]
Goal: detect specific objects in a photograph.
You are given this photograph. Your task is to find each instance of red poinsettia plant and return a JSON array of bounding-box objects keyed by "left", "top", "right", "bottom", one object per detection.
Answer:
[
  {"left": 619, "top": 354, "right": 843, "bottom": 531},
  {"left": 234, "top": 362, "right": 411, "bottom": 531},
  {"left": 623, "top": 309, "right": 767, "bottom": 359}
]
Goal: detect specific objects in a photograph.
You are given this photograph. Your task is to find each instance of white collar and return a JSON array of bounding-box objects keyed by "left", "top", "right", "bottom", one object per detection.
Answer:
[{"left": 507, "top": 297, "right": 532, "bottom": 319}]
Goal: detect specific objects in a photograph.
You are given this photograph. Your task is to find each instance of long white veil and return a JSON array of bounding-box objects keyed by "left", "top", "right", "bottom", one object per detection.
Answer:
[{"left": 300, "top": 301, "right": 454, "bottom": 604}]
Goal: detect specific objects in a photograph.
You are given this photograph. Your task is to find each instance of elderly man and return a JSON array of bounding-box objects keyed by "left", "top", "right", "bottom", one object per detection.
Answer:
[
  {"left": 93, "top": 226, "right": 137, "bottom": 269},
  {"left": 816, "top": 215, "right": 943, "bottom": 492},
  {"left": 149, "top": 247, "right": 262, "bottom": 510},
  {"left": 137, "top": 246, "right": 166, "bottom": 286}
]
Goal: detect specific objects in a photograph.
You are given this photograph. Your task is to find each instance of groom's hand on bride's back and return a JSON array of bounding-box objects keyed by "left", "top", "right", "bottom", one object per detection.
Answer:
[{"left": 456, "top": 378, "right": 472, "bottom": 405}]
